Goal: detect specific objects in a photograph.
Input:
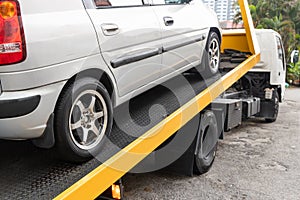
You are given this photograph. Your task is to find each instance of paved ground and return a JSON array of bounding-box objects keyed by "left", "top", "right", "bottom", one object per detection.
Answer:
[{"left": 123, "top": 87, "right": 300, "bottom": 200}]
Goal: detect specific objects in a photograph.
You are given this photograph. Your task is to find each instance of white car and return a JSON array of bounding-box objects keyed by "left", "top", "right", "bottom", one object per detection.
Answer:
[{"left": 0, "top": 0, "right": 221, "bottom": 161}]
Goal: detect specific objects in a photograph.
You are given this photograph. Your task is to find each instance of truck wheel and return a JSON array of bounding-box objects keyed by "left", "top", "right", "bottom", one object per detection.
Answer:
[
  {"left": 194, "top": 111, "right": 218, "bottom": 175},
  {"left": 54, "top": 77, "right": 113, "bottom": 162},
  {"left": 265, "top": 90, "right": 279, "bottom": 123},
  {"left": 202, "top": 32, "right": 220, "bottom": 78}
]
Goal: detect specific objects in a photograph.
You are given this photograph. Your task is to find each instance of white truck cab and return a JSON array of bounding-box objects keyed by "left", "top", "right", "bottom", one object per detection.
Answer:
[
  {"left": 221, "top": 28, "right": 286, "bottom": 123},
  {"left": 251, "top": 29, "right": 286, "bottom": 101}
]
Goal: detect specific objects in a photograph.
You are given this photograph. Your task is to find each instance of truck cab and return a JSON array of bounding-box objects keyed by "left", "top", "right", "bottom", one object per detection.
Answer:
[
  {"left": 251, "top": 29, "right": 286, "bottom": 102},
  {"left": 220, "top": 28, "right": 286, "bottom": 122}
]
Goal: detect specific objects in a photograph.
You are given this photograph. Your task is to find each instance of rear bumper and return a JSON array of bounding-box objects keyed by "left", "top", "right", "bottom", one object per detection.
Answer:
[
  {"left": 0, "top": 81, "right": 66, "bottom": 139},
  {"left": 0, "top": 95, "right": 40, "bottom": 119}
]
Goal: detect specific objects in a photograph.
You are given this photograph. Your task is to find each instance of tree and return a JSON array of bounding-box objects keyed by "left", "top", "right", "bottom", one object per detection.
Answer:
[{"left": 233, "top": 0, "right": 300, "bottom": 59}]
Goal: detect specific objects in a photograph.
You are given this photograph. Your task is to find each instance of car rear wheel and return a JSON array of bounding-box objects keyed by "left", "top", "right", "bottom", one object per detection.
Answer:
[
  {"left": 202, "top": 32, "right": 221, "bottom": 78},
  {"left": 54, "top": 77, "right": 113, "bottom": 162}
]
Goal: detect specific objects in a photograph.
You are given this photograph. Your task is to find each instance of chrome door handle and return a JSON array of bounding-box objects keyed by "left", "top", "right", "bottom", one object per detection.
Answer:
[
  {"left": 163, "top": 17, "right": 174, "bottom": 26},
  {"left": 101, "top": 23, "right": 120, "bottom": 36}
]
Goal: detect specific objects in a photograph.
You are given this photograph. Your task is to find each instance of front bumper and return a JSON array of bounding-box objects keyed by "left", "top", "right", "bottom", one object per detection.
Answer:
[{"left": 0, "top": 81, "right": 66, "bottom": 139}]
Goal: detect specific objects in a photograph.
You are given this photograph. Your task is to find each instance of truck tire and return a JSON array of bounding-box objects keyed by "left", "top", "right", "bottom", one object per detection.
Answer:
[
  {"left": 54, "top": 77, "right": 113, "bottom": 162},
  {"left": 202, "top": 32, "right": 221, "bottom": 78},
  {"left": 265, "top": 90, "right": 279, "bottom": 123},
  {"left": 194, "top": 111, "right": 218, "bottom": 175}
]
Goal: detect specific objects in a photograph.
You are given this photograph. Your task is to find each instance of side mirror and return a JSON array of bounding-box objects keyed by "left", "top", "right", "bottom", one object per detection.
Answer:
[{"left": 291, "top": 50, "right": 299, "bottom": 63}]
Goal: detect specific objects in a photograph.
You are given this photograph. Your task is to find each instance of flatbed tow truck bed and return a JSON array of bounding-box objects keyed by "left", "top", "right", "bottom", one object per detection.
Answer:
[
  {"left": 0, "top": 0, "right": 261, "bottom": 199},
  {"left": 0, "top": 73, "right": 220, "bottom": 199}
]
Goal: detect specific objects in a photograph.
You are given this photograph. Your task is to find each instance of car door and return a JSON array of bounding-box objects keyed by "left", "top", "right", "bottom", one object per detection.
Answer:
[
  {"left": 86, "top": 0, "right": 162, "bottom": 97},
  {"left": 151, "top": 0, "right": 209, "bottom": 75}
]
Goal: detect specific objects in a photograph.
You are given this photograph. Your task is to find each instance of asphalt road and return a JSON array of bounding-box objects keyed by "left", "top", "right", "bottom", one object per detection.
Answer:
[{"left": 123, "top": 87, "right": 300, "bottom": 200}]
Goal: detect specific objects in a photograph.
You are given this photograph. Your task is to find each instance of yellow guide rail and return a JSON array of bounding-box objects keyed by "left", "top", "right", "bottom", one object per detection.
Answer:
[{"left": 55, "top": 0, "right": 260, "bottom": 199}]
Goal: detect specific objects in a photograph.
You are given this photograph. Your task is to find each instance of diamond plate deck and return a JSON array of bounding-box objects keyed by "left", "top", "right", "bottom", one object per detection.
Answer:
[{"left": 0, "top": 73, "right": 219, "bottom": 199}]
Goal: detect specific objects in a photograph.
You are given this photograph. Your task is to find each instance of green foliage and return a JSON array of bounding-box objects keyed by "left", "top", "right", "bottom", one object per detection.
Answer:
[
  {"left": 287, "top": 62, "right": 300, "bottom": 83},
  {"left": 295, "top": 34, "right": 300, "bottom": 50},
  {"left": 234, "top": 0, "right": 300, "bottom": 59}
]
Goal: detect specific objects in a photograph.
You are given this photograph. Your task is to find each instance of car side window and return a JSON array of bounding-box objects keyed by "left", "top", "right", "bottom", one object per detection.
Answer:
[
  {"left": 152, "top": 0, "right": 192, "bottom": 5},
  {"left": 94, "top": 0, "right": 143, "bottom": 7}
]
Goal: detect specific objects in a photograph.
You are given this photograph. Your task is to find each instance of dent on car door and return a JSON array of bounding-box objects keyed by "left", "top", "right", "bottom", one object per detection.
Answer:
[
  {"left": 151, "top": 0, "right": 209, "bottom": 75},
  {"left": 86, "top": 0, "right": 162, "bottom": 97}
]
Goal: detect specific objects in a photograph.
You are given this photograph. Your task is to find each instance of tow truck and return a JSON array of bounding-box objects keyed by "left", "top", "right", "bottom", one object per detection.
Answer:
[{"left": 0, "top": 0, "right": 285, "bottom": 199}]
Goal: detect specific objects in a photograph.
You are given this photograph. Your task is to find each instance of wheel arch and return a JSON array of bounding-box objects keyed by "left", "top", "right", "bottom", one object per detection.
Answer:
[
  {"left": 59, "top": 68, "right": 116, "bottom": 107},
  {"left": 210, "top": 27, "right": 222, "bottom": 43},
  {"left": 270, "top": 85, "right": 282, "bottom": 102},
  {"left": 276, "top": 86, "right": 283, "bottom": 103}
]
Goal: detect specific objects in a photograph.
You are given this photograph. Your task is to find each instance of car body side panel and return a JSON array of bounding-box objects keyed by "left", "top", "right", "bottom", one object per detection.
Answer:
[
  {"left": 18, "top": 0, "right": 85, "bottom": 14},
  {"left": 0, "top": 55, "right": 116, "bottom": 94},
  {"left": 86, "top": 6, "right": 162, "bottom": 97},
  {"left": 0, "top": 0, "right": 100, "bottom": 73},
  {"left": 0, "top": 0, "right": 119, "bottom": 105},
  {"left": 151, "top": 0, "right": 220, "bottom": 77}
]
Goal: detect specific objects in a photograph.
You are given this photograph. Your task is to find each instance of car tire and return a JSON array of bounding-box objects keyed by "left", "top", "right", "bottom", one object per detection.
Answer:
[
  {"left": 194, "top": 111, "right": 218, "bottom": 175},
  {"left": 201, "top": 32, "right": 221, "bottom": 78},
  {"left": 54, "top": 77, "right": 113, "bottom": 162}
]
